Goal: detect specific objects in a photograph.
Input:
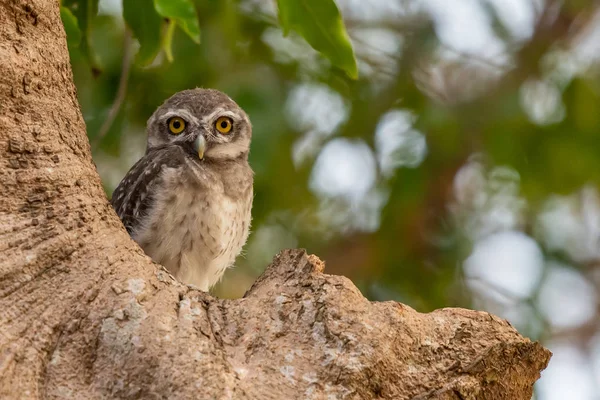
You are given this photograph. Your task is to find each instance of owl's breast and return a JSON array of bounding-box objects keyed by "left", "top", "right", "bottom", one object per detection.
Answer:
[
  {"left": 197, "top": 186, "right": 252, "bottom": 259},
  {"left": 180, "top": 177, "right": 252, "bottom": 288},
  {"left": 133, "top": 163, "right": 253, "bottom": 290}
]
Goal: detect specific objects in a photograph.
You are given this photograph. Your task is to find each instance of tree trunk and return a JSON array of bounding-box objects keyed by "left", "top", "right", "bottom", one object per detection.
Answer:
[{"left": 0, "top": 1, "right": 550, "bottom": 399}]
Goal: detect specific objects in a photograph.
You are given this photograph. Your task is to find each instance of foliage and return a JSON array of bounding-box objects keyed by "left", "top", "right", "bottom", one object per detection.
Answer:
[
  {"left": 122, "top": 0, "right": 162, "bottom": 65},
  {"left": 276, "top": 0, "right": 357, "bottom": 78},
  {"left": 60, "top": 6, "right": 82, "bottom": 48},
  {"left": 63, "top": 0, "right": 355, "bottom": 73}
]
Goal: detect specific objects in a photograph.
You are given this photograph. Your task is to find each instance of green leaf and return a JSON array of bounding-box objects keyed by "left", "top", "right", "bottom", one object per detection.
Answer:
[
  {"left": 123, "top": 0, "right": 163, "bottom": 65},
  {"left": 154, "top": 0, "right": 201, "bottom": 44},
  {"left": 61, "top": 0, "right": 100, "bottom": 71},
  {"left": 60, "top": 7, "right": 82, "bottom": 48},
  {"left": 61, "top": 0, "right": 98, "bottom": 34},
  {"left": 276, "top": 0, "right": 358, "bottom": 79}
]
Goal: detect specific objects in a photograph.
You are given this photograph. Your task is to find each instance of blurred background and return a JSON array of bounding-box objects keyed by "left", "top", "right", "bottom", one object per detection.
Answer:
[{"left": 64, "top": 0, "right": 600, "bottom": 397}]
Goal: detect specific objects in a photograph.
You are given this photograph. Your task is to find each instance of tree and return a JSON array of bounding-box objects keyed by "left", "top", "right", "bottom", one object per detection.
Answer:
[{"left": 0, "top": 1, "right": 550, "bottom": 398}]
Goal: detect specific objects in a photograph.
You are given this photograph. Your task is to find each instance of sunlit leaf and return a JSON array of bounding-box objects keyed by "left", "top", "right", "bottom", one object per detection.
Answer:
[
  {"left": 276, "top": 0, "right": 358, "bottom": 79},
  {"left": 123, "top": 0, "right": 163, "bottom": 65},
  {"left": 60, "top": 7, "right": 82, "bottom": 48},
  {"left": 162, "top": 19, "right": 176, "bottom": 62},
  {"left": 154, "top": 0, "right": 201, "bottom": 44}
]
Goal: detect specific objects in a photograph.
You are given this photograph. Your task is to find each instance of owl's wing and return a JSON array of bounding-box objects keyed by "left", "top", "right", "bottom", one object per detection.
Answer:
[{"left": 111, "top": 147, "right": 184, "bottom": 234}]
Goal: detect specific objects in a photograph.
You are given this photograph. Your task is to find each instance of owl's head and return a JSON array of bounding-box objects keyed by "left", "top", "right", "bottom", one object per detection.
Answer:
[{"left": 146, "top": 88, "right": 252, "bottom": 161}]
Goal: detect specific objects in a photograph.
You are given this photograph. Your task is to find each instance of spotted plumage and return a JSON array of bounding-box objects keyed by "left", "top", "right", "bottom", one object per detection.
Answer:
[{"left": 111, "top": 88, "right": 253, "bottom": 291}]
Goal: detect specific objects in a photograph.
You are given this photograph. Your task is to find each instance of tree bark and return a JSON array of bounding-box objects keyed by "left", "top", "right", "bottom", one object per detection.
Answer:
[{"left": 0, "top": 1, "right": 550, "bottom": 399}]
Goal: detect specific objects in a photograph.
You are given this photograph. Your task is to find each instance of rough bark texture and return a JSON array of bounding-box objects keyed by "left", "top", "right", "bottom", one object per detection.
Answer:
[{"left": 0, "top": 0, "right": 551, "bottom": 399}]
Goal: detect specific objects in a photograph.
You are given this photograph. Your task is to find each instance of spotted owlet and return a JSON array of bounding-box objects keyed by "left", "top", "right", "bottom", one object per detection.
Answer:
[{"left": 111, "top": 88, "right": 253, "bottom": 291}]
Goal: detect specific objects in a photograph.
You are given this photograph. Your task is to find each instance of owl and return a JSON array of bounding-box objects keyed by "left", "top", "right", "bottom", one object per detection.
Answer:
[{"left": 111, "top": 88, "right": 253, "bottom": 291}]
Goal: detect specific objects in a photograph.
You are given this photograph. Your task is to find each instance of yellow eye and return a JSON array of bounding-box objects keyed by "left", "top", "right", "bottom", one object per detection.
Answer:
[
  {"left": 215, "top": 116, "right": 233, "bottom": 134},
  {"left": 168, "top": 117, "right": 186, "bottom": 134}
]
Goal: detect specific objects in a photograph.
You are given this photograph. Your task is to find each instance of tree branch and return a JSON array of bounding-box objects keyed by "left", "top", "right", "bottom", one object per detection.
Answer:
[{"left": 92, "top": 28, "right": 134, "bottom": 149}]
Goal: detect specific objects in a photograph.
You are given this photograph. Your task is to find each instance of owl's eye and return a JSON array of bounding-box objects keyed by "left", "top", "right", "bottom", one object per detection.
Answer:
[
  {"left": 215, "top": 117, "right": 233, "bottom": 134},
  {"left": 168, "top": 117, "right": 186, "bottom": 134}
]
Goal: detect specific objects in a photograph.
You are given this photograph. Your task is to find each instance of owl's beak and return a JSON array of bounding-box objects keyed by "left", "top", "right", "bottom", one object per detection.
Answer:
[{"left": 193, "top": 135, "right": 206, "bottom": 160}]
